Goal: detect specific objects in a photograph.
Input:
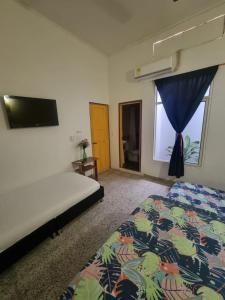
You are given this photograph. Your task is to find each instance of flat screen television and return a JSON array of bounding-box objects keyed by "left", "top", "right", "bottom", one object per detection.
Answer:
[{"left": 3, "top": 95, "right": 59, "bottom": 128}]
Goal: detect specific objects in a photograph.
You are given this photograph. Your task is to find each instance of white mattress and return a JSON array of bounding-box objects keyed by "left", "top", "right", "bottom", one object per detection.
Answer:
[{"left": 0, "top": 172, "right": 100, "bottom": 253}]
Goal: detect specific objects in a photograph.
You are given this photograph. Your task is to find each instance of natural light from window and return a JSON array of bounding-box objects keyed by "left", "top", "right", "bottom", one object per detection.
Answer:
[{"left": 154, "top": 86, "right": 210, "bottom": 165}]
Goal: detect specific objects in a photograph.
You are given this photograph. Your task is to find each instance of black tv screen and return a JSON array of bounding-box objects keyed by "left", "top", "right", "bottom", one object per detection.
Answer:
[{"left": 3, "top": 95, "right": 59, "bottom": 128}]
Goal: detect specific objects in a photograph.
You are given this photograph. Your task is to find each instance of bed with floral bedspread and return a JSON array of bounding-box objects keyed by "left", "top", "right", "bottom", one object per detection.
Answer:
[
  {"left": 59, "top": 195, "right": 225, "bottom": 300},
  {"left": 168, "top": 181, "right": 225, "bottom": 219}
]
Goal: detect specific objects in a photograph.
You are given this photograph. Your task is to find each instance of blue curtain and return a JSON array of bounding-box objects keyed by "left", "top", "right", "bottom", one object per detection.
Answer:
[{"left": 155, "top": 65, "right": 218, "bottom": 178}]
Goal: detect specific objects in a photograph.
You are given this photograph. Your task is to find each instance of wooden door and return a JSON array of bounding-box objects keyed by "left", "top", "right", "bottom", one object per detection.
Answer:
[
  {"left": 119, "top": 101, "right": 142, "bottom": 172},
  {"left": 90, "top": 103, "right": 110, "bottom": 173}
]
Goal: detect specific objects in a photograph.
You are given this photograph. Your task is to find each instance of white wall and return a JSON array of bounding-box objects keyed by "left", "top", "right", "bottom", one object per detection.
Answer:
[
  {"left": 109, "top": 4, "right": 225, "bottom": 190},
  {"left": 0, "top": 0, "right": 109, "bottom": 192},
  {"left": 1, "top": 0, "right": 225, "bottom": 193}
]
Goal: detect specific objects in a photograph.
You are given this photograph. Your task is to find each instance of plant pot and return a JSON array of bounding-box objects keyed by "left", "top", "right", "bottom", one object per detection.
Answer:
[{"left": 82, "top": 147, "right": 87, "bottom": 161}]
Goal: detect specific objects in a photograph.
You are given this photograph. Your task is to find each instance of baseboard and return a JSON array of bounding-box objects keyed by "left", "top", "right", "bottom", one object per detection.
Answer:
[
  {"left": 110, "top": 168, "right": 173, "bottom": 186},
  {"left": 143, "top": 174, "right": 174, "bottom": 186},
  {"left": 112, "top": 167, "right": 144, "bottom": 176}
]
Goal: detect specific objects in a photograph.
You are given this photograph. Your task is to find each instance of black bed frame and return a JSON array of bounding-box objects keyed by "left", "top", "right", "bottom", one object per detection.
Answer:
[{"left": 0, "top": 186, "right": 104, "bottom": 273}]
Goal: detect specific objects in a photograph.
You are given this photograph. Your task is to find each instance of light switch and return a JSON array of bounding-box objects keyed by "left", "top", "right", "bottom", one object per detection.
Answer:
[{"left": 69, "top": 135, "right": 75, "bottom": 142}]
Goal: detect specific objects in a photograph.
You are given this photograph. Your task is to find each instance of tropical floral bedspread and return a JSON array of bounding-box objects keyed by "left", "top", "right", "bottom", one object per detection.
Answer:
[
  {"left": 59, "top": 195, "right": 225, "bottom": 300},
  {"left": 168, "top": 182, "right": 225, "bottom": 219}
]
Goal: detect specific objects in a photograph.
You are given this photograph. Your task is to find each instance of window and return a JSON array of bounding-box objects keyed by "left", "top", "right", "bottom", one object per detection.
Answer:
[{"left": 154, "top": 86, "right": 210, "bottom": 166}]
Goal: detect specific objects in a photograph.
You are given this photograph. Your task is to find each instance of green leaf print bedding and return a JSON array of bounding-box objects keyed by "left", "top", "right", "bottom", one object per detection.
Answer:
[{"left": 59, "top": 195, "right": 225, "bottom": 300}]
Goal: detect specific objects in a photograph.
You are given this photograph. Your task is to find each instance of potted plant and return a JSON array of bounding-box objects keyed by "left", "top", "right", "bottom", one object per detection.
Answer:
[
  {"left": 78, "top": 138, "right": 90, "bottom": 161},
  {"left": 167, "top": 135, "right": 200, "bottom": 164}
]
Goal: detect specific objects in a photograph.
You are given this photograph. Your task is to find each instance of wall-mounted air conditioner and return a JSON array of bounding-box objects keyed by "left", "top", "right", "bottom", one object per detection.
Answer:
[{"left": 134, "top": 53, "right": 178, "bottom": 80}]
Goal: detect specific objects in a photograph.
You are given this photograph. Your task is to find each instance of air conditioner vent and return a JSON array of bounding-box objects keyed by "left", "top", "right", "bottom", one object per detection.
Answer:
[{"left": 134, "top": 53, "right": 178, "bottom": 80}]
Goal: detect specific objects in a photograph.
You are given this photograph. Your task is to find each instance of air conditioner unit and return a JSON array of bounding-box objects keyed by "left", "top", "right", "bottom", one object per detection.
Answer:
[{"left": 134, "top": 53, "right": 178, "bottom": 79}]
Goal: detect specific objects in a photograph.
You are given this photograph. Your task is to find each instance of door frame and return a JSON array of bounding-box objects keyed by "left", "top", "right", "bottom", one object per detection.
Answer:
[
  {"left": 89, "top": 102, "right": 111, "bottom": 170},
  {"left": 118, "top": 100, "right": 142, "bottom": 172}
]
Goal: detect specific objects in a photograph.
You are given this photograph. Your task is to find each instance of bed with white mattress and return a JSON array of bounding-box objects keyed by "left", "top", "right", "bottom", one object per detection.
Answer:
[{"left": 0, "top": 172, "right": 104, "bottom": 271}]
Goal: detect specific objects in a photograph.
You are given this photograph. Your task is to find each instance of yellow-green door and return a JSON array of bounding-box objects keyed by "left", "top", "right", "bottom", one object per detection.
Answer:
[{"left": 90, "top": 103, "right": 110, "bottom": 173}]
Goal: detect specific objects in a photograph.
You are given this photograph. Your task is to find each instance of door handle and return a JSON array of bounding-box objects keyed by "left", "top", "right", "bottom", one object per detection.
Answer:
[{"left": 92, "top": 142, "right": 97, "bottom": 145}]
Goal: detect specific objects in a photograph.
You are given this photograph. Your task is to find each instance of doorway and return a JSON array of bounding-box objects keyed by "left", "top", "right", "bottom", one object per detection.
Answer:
[
  {"left": 89, "top": 103, "right": 110, "bottom": 173},
  {"left": 119, "top": 101, "right": 142, "bottom": 172}
]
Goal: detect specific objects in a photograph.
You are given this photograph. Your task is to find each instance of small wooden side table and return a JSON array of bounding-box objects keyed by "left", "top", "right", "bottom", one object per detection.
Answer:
[{"left": 72, "top": 157, "right": 98, "bottom": 181}]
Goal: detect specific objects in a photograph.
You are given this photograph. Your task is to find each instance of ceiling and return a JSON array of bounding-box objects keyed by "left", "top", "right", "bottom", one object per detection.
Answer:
[{"left": 18, "top": 0, "right": 225, "bottom": 55}]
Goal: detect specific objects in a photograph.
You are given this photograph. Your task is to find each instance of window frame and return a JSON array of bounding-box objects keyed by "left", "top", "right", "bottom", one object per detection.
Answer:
[{"left": 153, "top": 84, "right": 212, "bottom": 167}]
